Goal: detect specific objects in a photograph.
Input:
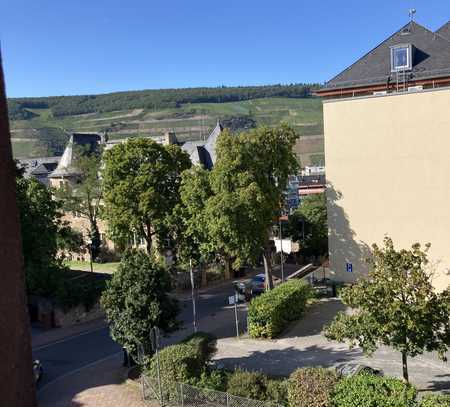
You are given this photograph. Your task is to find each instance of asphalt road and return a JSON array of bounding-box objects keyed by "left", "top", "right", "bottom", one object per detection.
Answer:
[{"left": 33, "top": 264, "right": 301, "bottom": 393}]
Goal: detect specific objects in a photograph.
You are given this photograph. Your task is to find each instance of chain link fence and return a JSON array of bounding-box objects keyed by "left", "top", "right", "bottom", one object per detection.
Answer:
[{"left": 142, "top": 375, "right": 282, "bottom": 407}]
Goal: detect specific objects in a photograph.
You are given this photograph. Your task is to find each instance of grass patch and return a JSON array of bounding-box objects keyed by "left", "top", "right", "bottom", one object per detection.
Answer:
[{"left": 66, "top": 260, "right": 119, "bottom": 273}]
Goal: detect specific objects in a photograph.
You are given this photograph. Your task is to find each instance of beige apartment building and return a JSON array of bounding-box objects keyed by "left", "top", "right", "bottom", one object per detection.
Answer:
[{"left": 317, "top": 20, "right": 450, "bottom": 291}]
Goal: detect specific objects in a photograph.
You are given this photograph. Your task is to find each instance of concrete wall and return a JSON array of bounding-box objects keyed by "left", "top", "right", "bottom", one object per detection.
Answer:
[{"left": 324, "top": 87, "right": 450, "bottom": 292}]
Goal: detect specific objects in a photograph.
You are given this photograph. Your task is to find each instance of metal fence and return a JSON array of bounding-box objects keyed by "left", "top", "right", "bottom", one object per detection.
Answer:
[{"left": 142, "top": 375, "right": 282, "bottom": 407}]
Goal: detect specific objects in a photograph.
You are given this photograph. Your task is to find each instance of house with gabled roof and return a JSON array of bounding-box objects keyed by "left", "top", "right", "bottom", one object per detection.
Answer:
[{"left": 317, "top": 19, "right": 450, "bottom": 291}]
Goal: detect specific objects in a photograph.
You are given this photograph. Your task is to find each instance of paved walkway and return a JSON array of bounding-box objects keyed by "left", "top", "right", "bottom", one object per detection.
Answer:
[
  {"left": 38, "top": 353, "right": 155, "bottom": 407},
  {"left": 214, "top": 298, "right": 450, "bottom": 393}
]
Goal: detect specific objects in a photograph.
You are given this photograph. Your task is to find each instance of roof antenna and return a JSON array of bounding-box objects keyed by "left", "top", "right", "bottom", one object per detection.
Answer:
[{"left": 409, "top": 8, "right": 416, "bottom": 23}]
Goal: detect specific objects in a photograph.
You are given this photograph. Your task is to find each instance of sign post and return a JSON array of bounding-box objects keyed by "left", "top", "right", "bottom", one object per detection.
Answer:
[{"left": 228, "top": 294, "right": 239, "bottom": 338}]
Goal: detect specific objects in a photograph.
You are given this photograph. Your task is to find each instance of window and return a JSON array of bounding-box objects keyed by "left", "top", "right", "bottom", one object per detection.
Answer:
[{"left": 390, "top": 44, "right": 412, "bottom": 72}]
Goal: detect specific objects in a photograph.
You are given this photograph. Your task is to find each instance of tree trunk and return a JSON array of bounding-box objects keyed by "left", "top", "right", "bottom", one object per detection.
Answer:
[
  {"left": 224, "top": 257, "right": 231, "bottom": 280},
  {"left": 200, "top": 262, "right": 207, "bottom": 287},
  {"left": 263, "top": 241, "right": 274, "bottom": 290},
  {"left": 401, "top": 351, "right": 409, "bottom": 383},
  {"left": 0, "top": 52, "right": 37, "bottom": 406}
]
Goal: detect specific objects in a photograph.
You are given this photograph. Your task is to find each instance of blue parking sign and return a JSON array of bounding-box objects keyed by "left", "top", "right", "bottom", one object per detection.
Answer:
[{"left": 346, "top": 263, "right": 353, "bottom": 273}]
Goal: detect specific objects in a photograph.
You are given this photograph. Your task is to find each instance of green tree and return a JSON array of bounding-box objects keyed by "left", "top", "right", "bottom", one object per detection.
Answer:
[
  {"left": 172, "top": 166, "right": 213, "bottom": 277},
  {"left": 16, "top": 176, "right": 63, "bottom": 295},
  {"left": 55, "top": 147, "right": 103, "bottom": 261},
  {"left": 325, "top": 236, "right": 450, "bottom": 382},
  {"left": 207, "top": 125, "right": 299, "bottom": 286},
  {"left": 102, "top": 138, "right": 191, "bottom": 254},
  {"left": 101, "top": 249, "right": 180, "bottom": 356},
  {"left": 286, "top": 193, "right": 328, "bottom": 258}
]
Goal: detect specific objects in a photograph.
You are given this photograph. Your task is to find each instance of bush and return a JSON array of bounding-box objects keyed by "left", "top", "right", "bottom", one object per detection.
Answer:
[
  {"left": 248, "top": 280, "right": 311, "bottom": 338},
  {"left": 196, "top": 369, "right": 229, "bottom": 392},
  {"left": 288, "top": 367, "right": 338, "bottom": 407},
  {"left": 420, "top": 394, "right": 450, "bottom": 407},
  {"left": 182, "top": 332, "right": 217, "bottom": 364},
  {"left": 266, "top": 379, "right": 288, "bottom": 406},
  {"left": 227, "top": 370, "right": 268, "bottom": 400},
  {"left": 147, "top": 331, "right": 216, "bottom": 387},
  {"left": 332, "top": 373, "right": 417, "bottom": 407}
]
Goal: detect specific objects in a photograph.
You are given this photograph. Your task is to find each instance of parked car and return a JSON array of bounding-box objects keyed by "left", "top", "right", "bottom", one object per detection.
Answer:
[
  {"left": 233, "top": 280, "right": 252, "bottom": 302},
  {"left": 33, "top": 360, "right": 43, "bottom": 383},
  {"left": 251, "top": 274, "right": 266, "bottom": 295},
  {"left": 336, "top": 363, "right": 383, "bottom": 378}
]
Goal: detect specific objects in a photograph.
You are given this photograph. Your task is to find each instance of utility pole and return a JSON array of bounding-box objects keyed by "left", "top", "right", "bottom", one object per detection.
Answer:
[{"left": 189, "top": 259, "right": 197, "bottom": 333}]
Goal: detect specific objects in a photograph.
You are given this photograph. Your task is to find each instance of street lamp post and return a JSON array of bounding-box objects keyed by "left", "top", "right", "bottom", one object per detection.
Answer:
[
  {"left": 279, "top": 217, "right": 284, "bottom": 282},
  {"left": 88, "top": 238, "right": 93, "bottom": 273},
  {"left": 189, "top": 259, "right": 197, "bottom": 333}
]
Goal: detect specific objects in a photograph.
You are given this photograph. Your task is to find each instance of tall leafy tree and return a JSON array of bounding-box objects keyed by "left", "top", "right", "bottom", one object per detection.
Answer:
[
  {"left": 102, "top": 139, "right": 191, "bottom": 254},
  {"left": 207, "top": 125, "right": 299, "bottom": 286},
  {"left": 325, "top": 236, "right": 450, "bottom": 382},
  {"left": 101, "top": 249, "right": 180, "bottom": 357},
  {"left": 55, "top": 147, "right": 102, "bottom": 260},
  {"left": 174, "top": 166, "right": 212, "bottom": 266},
  {"left": 16, "top": 176, "right": 62, "bottom": 295},
  {"left": 286, "top": 193, "right": 328, "bottom": 258}
]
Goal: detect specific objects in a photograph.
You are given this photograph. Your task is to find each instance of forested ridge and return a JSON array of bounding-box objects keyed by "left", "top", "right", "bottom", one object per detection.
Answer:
[{"left": 8, "top": 83, "right": 317, "bottom": 119}]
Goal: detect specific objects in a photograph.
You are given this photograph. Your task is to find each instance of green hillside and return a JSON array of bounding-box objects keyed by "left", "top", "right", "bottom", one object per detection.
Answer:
[{"left": 8, "top": 85, "right": 324, "bottom": 165}]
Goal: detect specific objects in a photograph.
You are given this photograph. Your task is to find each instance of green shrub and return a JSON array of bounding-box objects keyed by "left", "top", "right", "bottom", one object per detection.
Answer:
[
  {"left": 420, "top": 394, "right": 450, "bottom": 407},
  {"left": 332, "top": 373, "right": 417, "bottom": 407},
  {"left": 196, "top": 369, "right": 229, "bottom": 392},
  {"left": 146, "top": 331, "right": 217, "bottom": 390},
  {"left": 248, "top": 280, "right": 311, "bottom": 338},
  {"left": 288, "top": 367, "right": 338, "bottom": 407},
  {"left": 182, "top": 332, "right": 217, "bottom": 364},
  {"left": 147, "top": 343, "right": 202, "bottom": 385},
  {"left": 227, "top": 370, "right": 268, "bottom": 400},
  {"left": 266, "top": 379, "right": 288, "bottom": 406}
]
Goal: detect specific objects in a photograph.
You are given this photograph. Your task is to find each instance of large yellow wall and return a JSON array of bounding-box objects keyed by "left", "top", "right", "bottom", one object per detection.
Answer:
[{"left": 324, "top": 87, "right": 450, "bottom": 291}]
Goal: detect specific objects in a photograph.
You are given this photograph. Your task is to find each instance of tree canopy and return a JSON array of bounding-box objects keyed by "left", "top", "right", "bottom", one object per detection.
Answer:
[
  {"left": 55, "top": 147, "right": 103, "bottom": 260},
  {"left": 16, "top": 176, "right": 62, "bottom": 295},
  {"left": 101, "top": 250, "right": 180, "bottom": 356},
  {"left": 325, "top": 236, "right": 450, "bottom": 382},
  {"left": 286, "top": 193, "right": 328, "bottom": 258},
  {"left": 205, "top": 125, "right": 299, "bottom": 285},
  {"left": 102, "top": 138, "right": 191, "bottom": 254},
  {"left": 9, "top": 84, "right": 317, "bottom": 118}
]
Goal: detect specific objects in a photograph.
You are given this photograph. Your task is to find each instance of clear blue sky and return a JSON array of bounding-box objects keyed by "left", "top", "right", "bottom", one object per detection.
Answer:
[{"left": 1, "top": 0, "right": 449, "bottom": 97}]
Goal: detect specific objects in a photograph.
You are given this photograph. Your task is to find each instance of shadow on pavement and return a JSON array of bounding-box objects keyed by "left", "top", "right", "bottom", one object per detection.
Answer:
[
  {"left": 281, "top": 298, "right": 346, "bottom": 339},
  {"left": 215, "top": 345, "right": 362, "bottom": 378},
  {"left": 424, "top": 374, "right": 450, "bottom": 394}
]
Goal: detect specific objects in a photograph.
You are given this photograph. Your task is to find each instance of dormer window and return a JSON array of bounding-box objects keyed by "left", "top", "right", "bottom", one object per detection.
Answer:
[{"left": 390, "top": 44, "right": 412, "bottom": 72}]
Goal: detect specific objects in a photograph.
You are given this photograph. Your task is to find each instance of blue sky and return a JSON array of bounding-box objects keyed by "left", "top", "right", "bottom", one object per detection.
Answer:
[{"left": 1, "top": 0, "right": 449, "bottom": 97}]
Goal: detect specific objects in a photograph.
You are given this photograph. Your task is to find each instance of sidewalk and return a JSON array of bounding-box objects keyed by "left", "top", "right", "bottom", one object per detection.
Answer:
[{"left": 213, "top": 298, "right": 450, "bottom": 393}]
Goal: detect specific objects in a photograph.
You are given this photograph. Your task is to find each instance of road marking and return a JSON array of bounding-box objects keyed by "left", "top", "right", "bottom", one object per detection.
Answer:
[
  {"left": 33, "top": 325, "right": 108, "bottom": 352},
  {"left": 37, "top": 351, "right": 122, "bottom": 395}
]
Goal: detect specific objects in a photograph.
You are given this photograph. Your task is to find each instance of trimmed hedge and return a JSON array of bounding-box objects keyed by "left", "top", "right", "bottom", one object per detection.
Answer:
[
  {"left": 147, "top": 332, "right": 217, "bottom": 386},
  {"left": 420, "top": 394, "right": 450, "bottom": 407},
  {"left": 332, "top": 373, "right": 417, "bottom": 407},
  {"left": 227, "top": 370, "right": 268, "bottom": 400},
  {"left": 248, "top": 280, "right": 311, "bottom": 338},
  {"left": 288, "top": 367, "right": 338, "bottom": 407},
  {"left": 226, "top": 370, "right": 288, "bottom": 405}
]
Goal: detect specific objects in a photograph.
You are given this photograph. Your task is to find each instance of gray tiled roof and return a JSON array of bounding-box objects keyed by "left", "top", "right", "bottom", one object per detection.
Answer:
[
  {"left": 181, "top": 121, "right": 223, "bottom": 169},
  {"left": 49, "top": 132, "right": 102, "bottom": 178},
  {"left": 436, "top": 21, "right": 450, "bottom": 40},
  {"left": 18, "top": 156, "right": 61, "bottom": 178},
  {"left": 324, "top": 21, "right": 450, "bottom": 90}
]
